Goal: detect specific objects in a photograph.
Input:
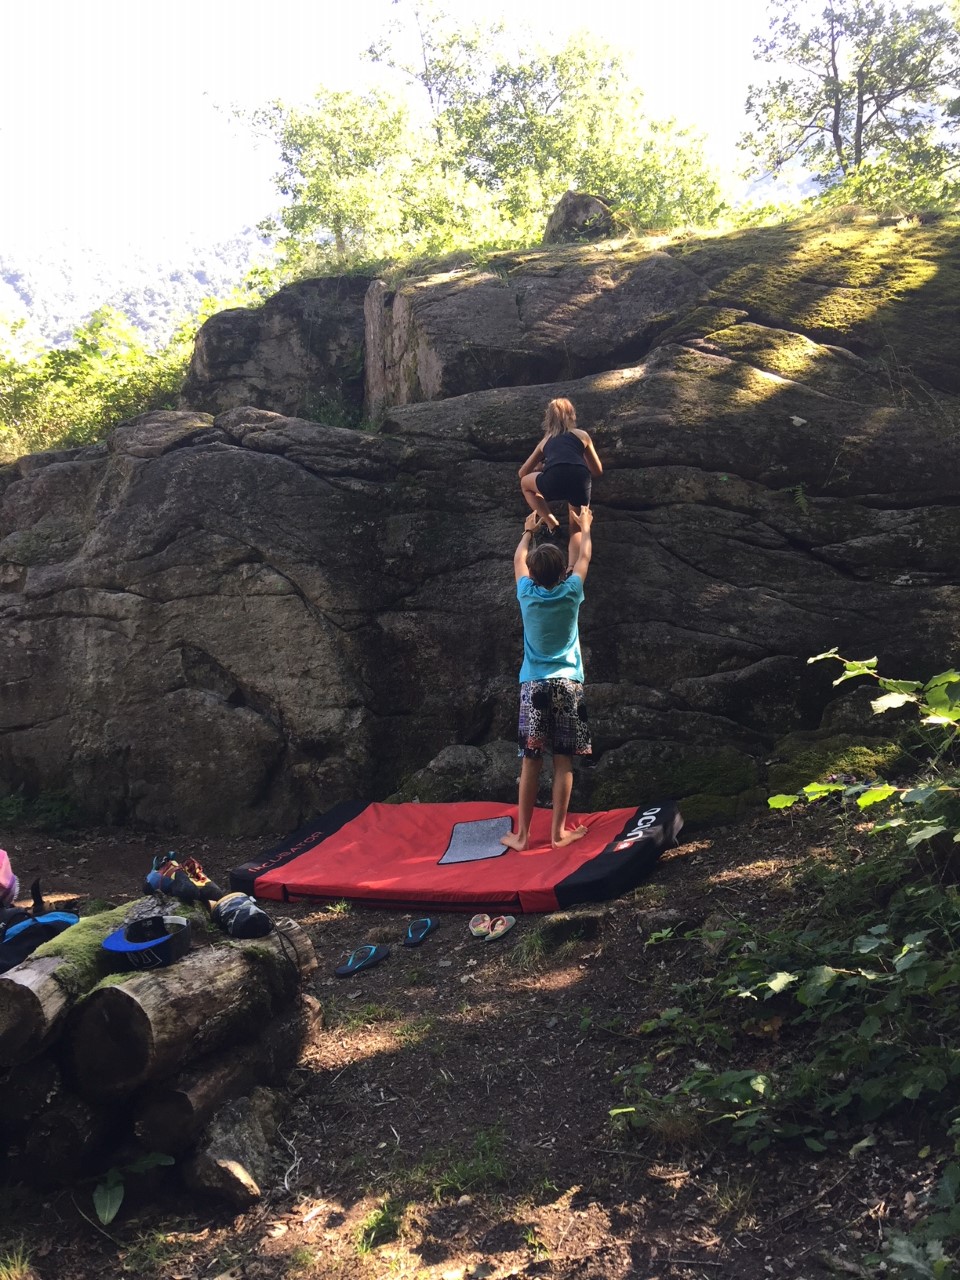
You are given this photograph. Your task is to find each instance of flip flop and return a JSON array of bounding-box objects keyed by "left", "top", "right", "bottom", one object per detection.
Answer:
[
  {"left": 485, "top": 915, "right": 516, "bottom": 942},
  {"left": 469, "top": 913, "right": 493, "bottom": 938},
  {"left": 403, "top": 918, "right": 438, "bottom": 947},
  {"left": 334, "top": 944, "right": 390, "bottom": 977}
]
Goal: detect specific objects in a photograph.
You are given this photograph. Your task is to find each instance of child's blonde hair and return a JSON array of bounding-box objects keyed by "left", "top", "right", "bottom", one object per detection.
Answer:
[{"left": 542, "top": 398, "right": 576, "bottom": 439}]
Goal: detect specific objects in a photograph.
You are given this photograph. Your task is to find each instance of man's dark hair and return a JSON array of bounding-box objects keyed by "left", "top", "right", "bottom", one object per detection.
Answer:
[{"left": 527, "top": 543, "right": 566, "bottom": 588}]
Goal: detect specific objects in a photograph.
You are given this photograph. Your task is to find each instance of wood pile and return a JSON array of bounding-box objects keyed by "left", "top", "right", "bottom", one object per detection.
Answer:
[{"left": 0, "top": 899, "right": 318, "bottom": 1192}]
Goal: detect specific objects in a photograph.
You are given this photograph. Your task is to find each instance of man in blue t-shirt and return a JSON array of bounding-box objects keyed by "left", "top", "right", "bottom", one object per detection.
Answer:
[{"left": 501, "top": 505, "right": 594, "bottom": 852}]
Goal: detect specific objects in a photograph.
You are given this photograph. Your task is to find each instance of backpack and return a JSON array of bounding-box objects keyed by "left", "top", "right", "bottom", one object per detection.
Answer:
[{"left": 0, "top": 881, "right": 79, "bottom": 974}]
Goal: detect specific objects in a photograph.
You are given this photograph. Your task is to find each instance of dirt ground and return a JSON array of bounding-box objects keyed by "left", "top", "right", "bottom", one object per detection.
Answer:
[{"left": 2, "top": 812, "right": 927, "bottom": 1280}]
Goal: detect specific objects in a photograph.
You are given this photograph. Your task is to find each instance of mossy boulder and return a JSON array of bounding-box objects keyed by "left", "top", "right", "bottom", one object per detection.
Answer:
[
  {"left": 766, "top": 732, "right": 905, "bottom": 795},
  {"left": 388, "top": 742, "right": 518, "bottom": 805},
  {"left": 587, "top": 743, "right": 758, "bottom": 813},
  {"left": 675, "top": 793, "right": 741, "bottom": 827},
  {"left": 666, "top": 216, "right": 960, "bottom": 392},
  {"left": 737, "top": 786, "right": 773, "bottom": 817}
]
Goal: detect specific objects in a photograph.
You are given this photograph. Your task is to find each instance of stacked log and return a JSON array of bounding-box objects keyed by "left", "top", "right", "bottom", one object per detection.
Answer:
[
  {"left": 0, "top": 1054, "right": 62, "bottom": 1133},
  {"left": 21, "top": 1095, "right": 109, "bottom": 1188},
  {"left": 134, "top": 996, "right": 320, "bottom": 1154},
  {"left": 0, "top": 898, "right": 160, "bottom": 1062},
  {"left": 0, "top": 908, "right": 318, "bottom": 1193}
]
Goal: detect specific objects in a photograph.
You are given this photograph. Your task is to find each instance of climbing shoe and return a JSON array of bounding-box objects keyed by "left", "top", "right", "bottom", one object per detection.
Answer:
[
  {"left": 144, "top": 852, "right": 223, "bottom": 905},
  {"left": 180, "top": 856, "right": 223, "bottom": 901}
]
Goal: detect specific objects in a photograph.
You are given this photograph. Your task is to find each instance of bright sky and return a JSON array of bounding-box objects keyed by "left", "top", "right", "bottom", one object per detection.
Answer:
[{"left": 1, "top": 0, "right": 771, "bottom": 261}]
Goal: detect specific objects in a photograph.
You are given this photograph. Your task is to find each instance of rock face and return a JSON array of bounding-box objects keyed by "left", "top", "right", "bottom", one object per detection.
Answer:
[
  {"left": 543, "top": 191, "right": 615, "bottom": 244},
  {"left": 364, "top": 246, "right": 705, "bottom": 411},
  {"left": 180, "top": 276, "right": 370, "bottom": 418},
  {"left": 2, "top": 220, "right": 960, "bottom": 832}
]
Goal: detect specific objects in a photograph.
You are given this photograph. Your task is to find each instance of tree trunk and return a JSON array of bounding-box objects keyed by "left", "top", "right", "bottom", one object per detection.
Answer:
[
  {"left": 828, "top": 12, "right": 848, "bottom": 176},
  {"left": 133, "top": 995, "right": 320, "bottom": 1154},
  {"left": 854, "top": 68, "right": 865, "bottom": 169},
  {"left": 67, "top": 918, "right": 316, "bottom": 1100}
]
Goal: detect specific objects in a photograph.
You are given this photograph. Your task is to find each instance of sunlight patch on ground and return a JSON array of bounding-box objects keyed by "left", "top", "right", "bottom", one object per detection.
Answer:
[
  {"left": 589, "top": 365, "right": 649, "bottom": 391},
  {"left": 646, "top": 1162, "right": 692, "bottom": 1187},
  {"left": 705, "top": 856, "right": 803, "bottom": 887},
  {"left": 295, "top": 906, "right": 342, "bottom": 928},
  {"left": 313, "top": 1024, "right": 406, "bottom": 1067},
  {"left": 506, "top": 964, "right": 594, "bottom": 994},
  {"left": 662, "top": 838, "right": 713, "bottom": 862}
]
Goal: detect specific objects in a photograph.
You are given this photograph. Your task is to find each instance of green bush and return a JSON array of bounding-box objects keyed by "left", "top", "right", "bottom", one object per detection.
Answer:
[
  {"left": 0, "top": 308, "right": 191, "bottom": 462},
  {"left": 613, "top": 649, "right": 960, "bottom": 1276}
]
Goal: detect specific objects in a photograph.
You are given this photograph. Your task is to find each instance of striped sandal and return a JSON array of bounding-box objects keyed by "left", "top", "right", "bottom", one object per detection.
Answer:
[
  {"left": 469, "top": 913, "right": 493, "bottom": 938},
  {"left": 485, "top": 915, "right": 516, "bottom": 942}
]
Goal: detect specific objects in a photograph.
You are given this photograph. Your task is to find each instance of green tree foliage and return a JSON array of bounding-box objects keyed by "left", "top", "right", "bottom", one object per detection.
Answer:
[
  {"left": 256, "top": 5, "right": 721, "bottom": 272},
  {"left": 0, "top": 306, "right": 192, "bottom": 461},
  {"left": 432, "top": 38, "right": 719, "bottom": 227},
  {"left": 255, "top": 88, "right": 413, "bottom": 266},
  {"left": 741, "top": 0, "right": 960, "bottom": 212},
  {"left": 365, "top": 4, "right": 495, "bottom": 151}
]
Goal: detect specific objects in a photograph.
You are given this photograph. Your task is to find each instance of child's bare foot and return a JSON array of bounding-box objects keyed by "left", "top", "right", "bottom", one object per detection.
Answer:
[
  {"left": 542, "top": 513, "right": 560, "bottom": 532},
  {"left": 501, "top": 831, "right": 529, "bottom": 852},
  {"left": 551, "top": 824, "right": 588, "bottom": 848}
]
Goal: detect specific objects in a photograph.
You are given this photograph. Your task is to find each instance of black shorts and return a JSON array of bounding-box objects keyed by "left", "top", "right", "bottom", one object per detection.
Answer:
[{"left": 537, "top": 464, "right": 591, "bottom": 508}]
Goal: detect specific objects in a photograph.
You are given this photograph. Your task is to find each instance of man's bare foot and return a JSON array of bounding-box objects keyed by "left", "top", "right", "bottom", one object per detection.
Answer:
[
  {"left": 542, "top": 513, "right": 560, "bottom": 532},
  {"left": 501, "top": 832, "right": 529, "bottom": 852},
  {"left": 551, "top": 823, "right": 588, "bottom": 848}
]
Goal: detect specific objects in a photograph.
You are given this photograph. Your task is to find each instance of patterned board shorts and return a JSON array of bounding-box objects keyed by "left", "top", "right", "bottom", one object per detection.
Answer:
[{"left": 517, "top": 678, "right": 592, "bottom": 759}]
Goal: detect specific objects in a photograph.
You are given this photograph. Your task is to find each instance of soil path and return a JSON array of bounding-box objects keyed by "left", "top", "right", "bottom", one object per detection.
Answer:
[{"left": 3, "top": 814, "right": 912, "bottom": 1280}]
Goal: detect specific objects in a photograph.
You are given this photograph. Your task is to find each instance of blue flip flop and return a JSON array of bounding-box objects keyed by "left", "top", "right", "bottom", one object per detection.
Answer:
[
  {"left": 334, "top": 944, "right": 390, "bottom": 977},
  {"left": 402, "top": 918, "right": 438, "bottom": 947}
]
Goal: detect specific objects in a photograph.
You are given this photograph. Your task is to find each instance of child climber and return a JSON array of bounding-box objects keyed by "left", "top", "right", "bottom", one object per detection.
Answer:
[
  {"left": 517, "top": 398, "right": 603, "bottom": 545},
  {"left": 502, "top": 505, "right": 594, "bottom": 852}
]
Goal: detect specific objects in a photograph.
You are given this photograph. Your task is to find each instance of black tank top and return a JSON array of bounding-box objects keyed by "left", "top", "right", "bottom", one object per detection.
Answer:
[{"left": 543, "top": 432, "right": 587, "bottom": 469}]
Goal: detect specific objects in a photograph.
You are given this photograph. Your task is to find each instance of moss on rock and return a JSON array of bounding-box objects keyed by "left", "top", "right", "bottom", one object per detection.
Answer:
[
  {"left": 588, "top": 745, "right": 758, "bottom": 814},
  {"left": 658, "top": 304, "right": 748, "bottom": 344},
  {"left": 667, "top": 215, "right": 960, "bottom": 392},
  {"left": 388, "top": 772, "right": 476, "bottom": 804},
  {"left": 736, "top": 786, "right": 772, "bottom": 817},
  {"left": 766, "top": 733, "right": 905, "bottom": 795},
  {"left": 677, "top": 793, "right": 740, "bottom": 827},
  {"left": 644, "top": 747, "right": 758, "bottom": 800}
]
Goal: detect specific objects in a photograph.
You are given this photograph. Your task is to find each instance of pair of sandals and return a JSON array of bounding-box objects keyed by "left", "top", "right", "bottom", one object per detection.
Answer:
[
  {"left": 469, "top": 913, "right": 516, "bottom": 942},
  {"left": 334, "top": 917, "right": 438, "bottom": 978}
]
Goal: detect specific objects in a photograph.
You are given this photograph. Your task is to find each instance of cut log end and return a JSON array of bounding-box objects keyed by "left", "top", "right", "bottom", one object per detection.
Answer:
[
  {"left": 0, "top": 956, "right": 70, "bottom": 1065},
  {"left": 68, "top": 918, "right": 317, "bottom": 1099}
]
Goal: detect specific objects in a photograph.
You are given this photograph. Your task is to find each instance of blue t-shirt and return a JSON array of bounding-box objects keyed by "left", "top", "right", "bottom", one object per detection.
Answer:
[{"left": 517, "top": 574, "right": 585, "bottom": 683}]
